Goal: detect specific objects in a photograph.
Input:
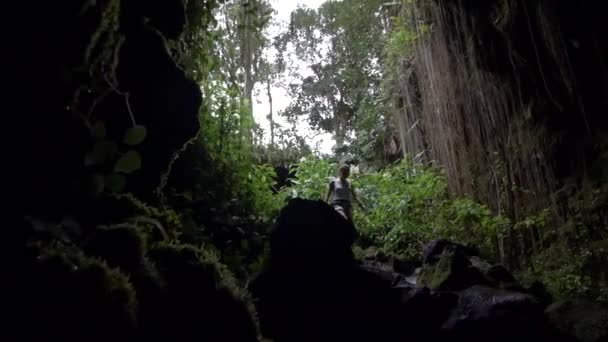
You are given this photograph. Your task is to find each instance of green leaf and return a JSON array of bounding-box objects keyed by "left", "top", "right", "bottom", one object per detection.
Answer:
[
  {"left": 114, "top": 150, "right": 142, "bottom": 174},
  {"left": 124, "top": 125, "right": 147, "bottom": 146},
  {"left": 105, "top": 173, "right": 127, "bottom": 193},
  {"left": 92, "top": 121, "right": 106, "bottom": 140},
  {"left": 84, "top": 141, "right": 117, "bottom": 166}
]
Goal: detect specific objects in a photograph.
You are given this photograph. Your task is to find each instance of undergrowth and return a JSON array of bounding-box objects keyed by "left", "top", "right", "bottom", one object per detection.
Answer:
[{"left": 269, "top": 157, "right": 607, "bottom": 302}]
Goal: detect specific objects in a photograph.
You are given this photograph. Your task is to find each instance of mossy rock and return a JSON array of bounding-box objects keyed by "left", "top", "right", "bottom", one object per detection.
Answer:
[
  {"left": 353, "top": 245, "right": 366, "bottom": 262},
  {"left": 418, "top": 250, "right": 458, "bottom": 290},
  {"left": 422, "top": 239, "right": 478, "bottom": 264},
  {"left": 147, "top": 243, "right": 259, "bottom": 341},
  {"left": 83, "top": 225, "right": 169, "bottom": 338},
  {"left": 84, "top": 225, "right": 148, "bottom": 271},
  {"left": 545, "top": 299, "right": 608, "bottom": 342},
  {"left": 360, "top": 246, "right": 390, "bottom": 262},
  {"left": 269, "top": 199, "right": 356, "bottom": 269},
  {"left": 392, "top": 253, "right": 422, "bottom": 276},
  {"left": 77, "top": 194, "right": 182, "bottom": 241},
  {"left": 470, "top": 256, "right": 520, "bottom": 290},
  {"left": 418, "top": 249, "right": 488, "bottom": 291},
  {"left": 20, "top": 243, "right": 137, "bottom": 340}
]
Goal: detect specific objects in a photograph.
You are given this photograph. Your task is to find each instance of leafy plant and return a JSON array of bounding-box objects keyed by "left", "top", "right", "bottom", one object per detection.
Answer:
[
  {"left": 278, "top": 158, "right": 508, "bottom": 260},
  {"left": 282, "top": 157, "right": 337, "bottom": 200}
]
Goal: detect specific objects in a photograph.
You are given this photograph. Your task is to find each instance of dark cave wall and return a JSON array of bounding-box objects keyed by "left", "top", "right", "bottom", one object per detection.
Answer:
[
  {"left": 20, "top": 0, "right": 202, "bottom": 216},
  {"left": 14, "top": 2, "right": 260, "bottom": 340}
]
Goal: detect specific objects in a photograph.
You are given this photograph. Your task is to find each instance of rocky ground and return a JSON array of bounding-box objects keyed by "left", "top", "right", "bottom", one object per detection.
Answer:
[{"left": 251, "top": 198, "right": 608, "bottom": 342}]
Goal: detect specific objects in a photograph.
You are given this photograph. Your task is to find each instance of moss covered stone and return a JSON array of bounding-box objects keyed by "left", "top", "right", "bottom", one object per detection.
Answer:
[
  {"left": 418, "top": 249, "right": 488, "bottom": 291},
  {"left": 418, "top": 250, "right": 455, "bottom": 290},
  {"left": 84, "top": 225, "right": 148, "bottom": 271},
  {"left": 147, "top": 243, "right": 259, "bottom": 341},
  {"left": 21, "top": 243, "right": 137, "bottom": 340},
  {"left": 77, "top": 194, "right": 183, "bottom": 241},
  {"left": 82, "top": 225, "right": 170, "bottom": 338}
]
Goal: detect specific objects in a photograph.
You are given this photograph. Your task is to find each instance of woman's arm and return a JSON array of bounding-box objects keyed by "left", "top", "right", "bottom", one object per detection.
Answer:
[
  {"left": 325, "top": 180, "right": 334, "bottom": 203},
  {"left": 350, "top": 182, "right": 365, "bottom": 209}
]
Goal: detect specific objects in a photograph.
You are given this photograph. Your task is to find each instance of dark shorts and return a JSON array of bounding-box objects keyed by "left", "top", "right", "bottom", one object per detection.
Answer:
[{"left": 331, "top": 200, "right": 353, "bottom": 220}]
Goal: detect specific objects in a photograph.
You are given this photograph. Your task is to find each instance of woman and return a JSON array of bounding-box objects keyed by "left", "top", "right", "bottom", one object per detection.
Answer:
[{"left": 325, "top": 164, "right": 366, "bottom": 221}]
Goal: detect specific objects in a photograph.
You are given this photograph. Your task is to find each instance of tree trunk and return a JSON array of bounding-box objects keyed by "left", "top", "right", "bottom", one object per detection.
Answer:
[
  {"left": 333, "top": 116, "right": 345, "bottom": 151},
  {"left": 267, "top": 77, "right": 274, "bottom": 147},
  {"left": 241, "top": 0, "right": 255, "bottom": 143}
]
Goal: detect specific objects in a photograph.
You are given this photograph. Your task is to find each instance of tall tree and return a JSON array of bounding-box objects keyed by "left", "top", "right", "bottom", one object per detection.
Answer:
[
  {"left": 256, "top": 46, "right": 285, "bottom": 148},
  {"left": 277, "top": 0, "right": 386, "bottom": 153},
  {"left": 215, "top": 0, "right": 274, "bottom": 141}
]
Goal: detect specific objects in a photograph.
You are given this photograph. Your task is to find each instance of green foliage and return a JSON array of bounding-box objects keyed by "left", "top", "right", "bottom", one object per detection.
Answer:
[
  {"left": 246, "top": 164, "right": 285, "bottom": 220},
  {"left": 278, "top": 157, "right": 608, "bottom": 301},
  {"left": 82, "top": 194, "right": 182, "bottom": 242},
  {"left": 124, "top": 125, "right": 147, "bottom": 146},
  {"left": 148, "top": 242, "right": 253, "bottom": 308},
  {"left": 252, "top": 125, "right": 314, "bottom": 165},
  {"left": 351, "top": 160, "right": 508, "bottom": 259},
  {"left": 384, "top": 6, "right": 429, "bottom": 71},
  {"left": 278, "top": 0, "right": 386, "bottom": 151},
  {"left": 519, "top": 240, "right": 606, "bottom": 303},
  {"left": 283, "top": 157, "right": 337, "bottom": 200},
  {"left": 82, "top": 121, "right": 147, "bottom": 195},
  {"left": 514, "top": 183, "right": 608, "bottom": 303},
  {"left": 194, "top": 93, "right": 276, "bottom": 219},
  {"left": 147, "top": 0, "right": 289, "bottom": 281},
  {"left": 115, "top": 150, "right": 142, "bottom": 174},
  {"left": 443, "top": 199, "right": 510, "bottom": 253},
  {"left": 275, "top": 158, "right": 507, "bottom": 260},
  {"left": 524, "top": 245, "right": 594, "bottom": 300}
]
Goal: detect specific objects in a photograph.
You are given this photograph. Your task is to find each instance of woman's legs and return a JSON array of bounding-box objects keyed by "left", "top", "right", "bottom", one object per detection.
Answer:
[
  {"left": 331, "top": 200, "right": 352, "bottom": 221},
  {"left": 344, "top": 203, "right": 353, "bottom": 221}
]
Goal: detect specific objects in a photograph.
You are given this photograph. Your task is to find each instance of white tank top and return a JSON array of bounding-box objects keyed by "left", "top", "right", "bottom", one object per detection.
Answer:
[{"left": 332, "top": 178, "right": 351, "bottom": 201}]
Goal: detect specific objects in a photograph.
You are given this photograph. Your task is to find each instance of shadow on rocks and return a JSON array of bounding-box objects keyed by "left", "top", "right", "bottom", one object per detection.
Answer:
[{"left": 250, "top": 199, "right": 401, "bottom": 342}]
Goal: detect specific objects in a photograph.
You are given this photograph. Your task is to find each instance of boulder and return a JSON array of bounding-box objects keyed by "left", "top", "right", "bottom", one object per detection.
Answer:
[
  {"left": 417, "top": 247, "right": 488, "bottom": 291},
  {"left": 422, "top": 239, "right": 478, "bottom": 264},
  {"left": 394, "top": 286, "right": 458, "bottom": 339},
  {"left": 148, "top": 244, "right": 259, "bottom": 342},
  {"left": 268, "top": 198, "right": 357, "bottom": 269},
  {"left": 441, "top": 285, "right": 546, "bottom": 341},
  {"left": 252, "top": 206, "right": 584, "bottom": 342},
  {"left": 250, "top": 199, "right": 400, "bottom": 342},
  {"left": 469, "top": 256, "right": 520, "bottom": 290},
  {"left": 83, "top": 226, "right": 169, "bottom": 339},
  {"left": 545, "top": 299, "right": 608, "bottom": 342},
  {"left": 418, "top": 239, "right": 521, "bottom": 291},
  {"left": 392, "top": 255, "right": 421, "bottom": 276},
  {"left": 18, "top": 244, "right": 137, "bottom": 341},
  {"left": 362, "top": 246, "right": 390, "bottom": 262}
]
